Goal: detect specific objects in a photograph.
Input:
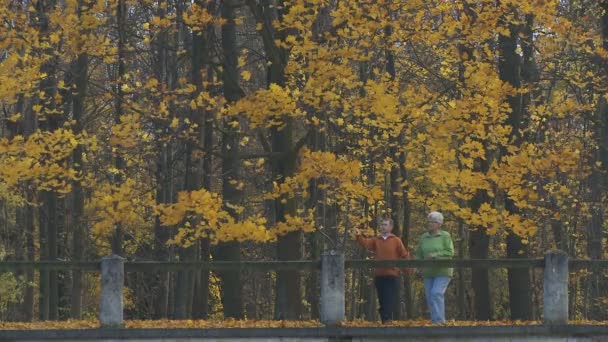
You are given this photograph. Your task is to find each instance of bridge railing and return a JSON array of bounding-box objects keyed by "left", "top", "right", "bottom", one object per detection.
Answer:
[{"left": 1, "top": 251, "right": 607, "bottom": 327}]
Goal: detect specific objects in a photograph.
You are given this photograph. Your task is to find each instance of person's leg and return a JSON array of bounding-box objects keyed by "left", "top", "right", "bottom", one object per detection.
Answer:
[
  {"left": 430, "top": 276, "right": 451, "bottom": 323},
  {"left": 374, "top": 277, "right": 387, "bottom": 322},
  {"left": 423, "top": 278, "right": 435, "bottom": 322},
  {"left": 383, "top": 276, "right": 398, "bottom": 322}
]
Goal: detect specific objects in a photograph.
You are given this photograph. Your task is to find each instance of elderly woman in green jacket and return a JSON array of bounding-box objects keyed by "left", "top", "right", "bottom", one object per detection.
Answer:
[{"left": 416, "top": 211, "right": 454, "bottom": 324}]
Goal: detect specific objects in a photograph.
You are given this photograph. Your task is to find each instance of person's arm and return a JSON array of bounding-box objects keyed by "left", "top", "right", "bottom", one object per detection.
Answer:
[
  {"left": 434, "top": 232, "right": 454, "bottom": 259},
  {"left": 397, "top": 238, "right": 414, "bottom": 275},
  {"left": 397, "top": 238, "right": 410, "bottom": 259},
  {"left": 415, "top": 238, "right": 424, "bottom": 260},
  {"left": 356, "top": 233, "right": 376, "bottom": 251}
]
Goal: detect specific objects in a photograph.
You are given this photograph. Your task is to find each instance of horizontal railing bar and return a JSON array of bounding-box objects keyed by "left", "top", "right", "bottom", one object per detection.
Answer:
[
  {"left": 569, "top": 259, "right": 608, "bottom": 269},
  {"left": 346, "top": 259, "right": 546, "bottom": 269},
  {"left": 0, "top": 261, "right": 320, "bottom": 272},
  {"left": 0, "top": 258, "right": 606, "bottom": 272},
  {"left": 0, "top": 261, "right": 100, "bottom": 271},
  {"left": 124, "top": 260, "right": 320, "bottom": 272}
]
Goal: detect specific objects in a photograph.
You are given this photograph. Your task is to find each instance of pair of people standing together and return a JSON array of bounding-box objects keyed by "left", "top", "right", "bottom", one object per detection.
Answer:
[{"left": 354, "top": 211, "right": 454, "bottom": 324}]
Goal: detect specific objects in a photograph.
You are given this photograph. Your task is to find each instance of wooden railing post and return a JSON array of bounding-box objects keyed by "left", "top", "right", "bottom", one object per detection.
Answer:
[
  {"left": 100, "top": 255, "right": 125, "bottom": 328},
  {"left": 543, "top": 250, "right": 568, "bottom": 325},
  {"left": 320, "top": 251, "right": 344, "bottom": 325}
]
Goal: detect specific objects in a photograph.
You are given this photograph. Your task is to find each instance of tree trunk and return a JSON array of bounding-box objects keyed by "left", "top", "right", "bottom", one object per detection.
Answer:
[
  {"left": 191, "top": 61, "right": 214, "bottom": 317},
  {"left": 150, "top": 0, "right": 172, "bottom": 319},
  {"left": 153, "top": 143, "right": 171, "bottom": 319},
  {"left": 38, "top": 209, "right": 51, "bottom": 321},
  {"left": 214, "top": 0, "right": 245, "bottom": 319},
  {"left": 33, "top": 0, "right": 61, "bottom": 321},
  {"left": 388, "top": 149, "right": 403, "bottom": 320},
  {"left": 468, "top": 221, "right": 492, "bottom": 320},
  {"left": 550, "top": 214, "right": 568, "bottom": 251},
  {"left": 273, "top": 121, "right": 302, "bottom": 320},
  {"left": 271, "top": 111, "right": 301, "bottom": 320},
  {"left": 498, "top": 7, "right": 532, "bottom": 321},
  {"left": 9, "top": 98, "right": 36, "bottom": 321},
  {"left": 38, "top": 191, "right": 57, "bottom": 320},
  {"left": 586, "top": 0, "right": 608, "bottom": 320},
  {"left": 4, "top": 97, "right": 33, "bottom": 321},
  {"left": 23, "top": 193, "right": 35, "bottom": 321},
  {"left": 246, "top": 0, "right": 302, "bottom": 320},
  {"left": 386, "top": 40, "right": 403, "bottom": 318},
  {"left": 111, "top": 0, "right": 127, "bottom": 256},
  {"left": 468, "top": 187, "right": 492, "bottom": 320},
  {"left": 214, "top": 242, "right": 243, "bottom": 318},
  {"left": 189, "top": 0, "right": 214, "bottom": 319},
  {"left": 461, "top": 76, "right": 493, "bottom": 321},
  {"left": 456, "top": 2, "right": 492, "bottom": 320},
  {"left": 456, "top": 220, "right": 467, "bottom": 320},
  {"left": 68, "top": 24, "right": 89, "bottom": 317},
  {"left": 399, "top": 155, "right": 414, "bottom": 319},
  {"left": 167, "top": 0, "right": 197, "bottom": 319},
  {"left": 192, "top": 239, "right": 210, "bottom": 318},
  {"left": 305, "top": 180, "right": 321, "bottom": 319},
  {"left": 174, "top": 247, "right": 196, "bottom": 318}
]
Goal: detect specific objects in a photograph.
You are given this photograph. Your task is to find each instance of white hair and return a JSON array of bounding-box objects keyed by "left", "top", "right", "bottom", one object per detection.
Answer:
[{"left": 427, "top": 211, "right": 444, "bottom": 223}]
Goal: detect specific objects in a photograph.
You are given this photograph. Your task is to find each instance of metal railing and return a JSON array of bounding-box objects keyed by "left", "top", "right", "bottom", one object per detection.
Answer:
[
  {"left": 1, "top": 258, "right": 606, "bottom": 272},
  {"left": 1, "top": 251, "right": 606, "bottom": 327}
]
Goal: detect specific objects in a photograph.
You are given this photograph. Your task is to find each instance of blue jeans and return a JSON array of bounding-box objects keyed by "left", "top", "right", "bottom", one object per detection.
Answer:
[{"left": 424, "top": 276, "right": 451, "bottom": 323}]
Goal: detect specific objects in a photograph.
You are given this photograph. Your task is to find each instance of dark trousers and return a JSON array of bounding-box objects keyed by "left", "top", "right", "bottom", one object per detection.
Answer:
[{"left": 374, "top": 275, "right": 399, "bottom": 323}]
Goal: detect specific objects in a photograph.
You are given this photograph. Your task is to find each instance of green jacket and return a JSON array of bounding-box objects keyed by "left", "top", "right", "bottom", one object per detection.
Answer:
[{"left": 415, "top": 230, "right": 454, "bottom": 278}]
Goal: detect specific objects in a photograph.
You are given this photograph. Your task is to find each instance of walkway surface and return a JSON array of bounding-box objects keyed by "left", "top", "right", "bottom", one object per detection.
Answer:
[{"left": 2, "top": 325, "right": 608, "bottom": 342}]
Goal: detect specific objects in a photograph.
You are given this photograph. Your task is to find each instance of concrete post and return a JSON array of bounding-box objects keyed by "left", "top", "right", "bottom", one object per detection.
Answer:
[
  {"left": 320, "top": 251, "right": 345, "bottom": 325},
  {"left": 100, "top": 255, "right": 125, "bottom": 328},
  {"left": 543, "top": 250, "right": 568, "bottom": 325}
]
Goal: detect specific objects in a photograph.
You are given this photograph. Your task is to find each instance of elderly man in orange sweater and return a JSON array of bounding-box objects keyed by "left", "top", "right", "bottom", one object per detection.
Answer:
[{"left": 355, "top": 218, "right": 411, "bottom": 323}]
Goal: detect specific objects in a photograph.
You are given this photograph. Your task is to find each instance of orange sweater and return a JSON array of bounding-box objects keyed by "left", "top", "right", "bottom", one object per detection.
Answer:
[{"left": 356, "top": 233, "right": 411, "bottom": 277}]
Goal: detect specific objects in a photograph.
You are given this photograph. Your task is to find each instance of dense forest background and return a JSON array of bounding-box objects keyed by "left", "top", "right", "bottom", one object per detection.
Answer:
[{"left": 0, "top": 0, "right": 606, "bottom": 322}]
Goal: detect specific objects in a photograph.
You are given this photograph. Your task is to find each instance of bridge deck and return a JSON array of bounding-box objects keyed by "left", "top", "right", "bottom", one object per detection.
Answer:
[{"left": 2, "top": 325, "right": 608, "bottom": 341}]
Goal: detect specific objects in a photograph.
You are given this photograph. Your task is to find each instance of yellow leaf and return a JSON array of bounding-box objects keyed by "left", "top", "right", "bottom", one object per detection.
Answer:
[
  {"left": 145, "top": 78, "right": 159, "bottom": 88},
  {"left": 238, "top": 55, "right": 246, "bottom": 68},
  {"left": 49, "top": 33, "right": 61, "bottom": 44},
  {"left": 8, "top": 113, "right": 21, "bottom": 122},
  {"left": 241, "top": 70, "right": 251, "bottom": 81}
]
